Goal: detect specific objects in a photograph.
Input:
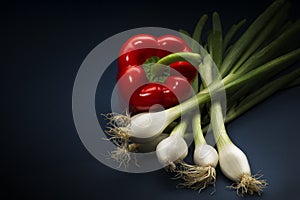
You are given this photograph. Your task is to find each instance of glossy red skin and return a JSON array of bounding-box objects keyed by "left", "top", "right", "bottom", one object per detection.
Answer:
[
  {"left": 129, "top": 76, "right": 193, "bottom": 113},
  {"left": 117, "top": 34, "right": 197, "bottom": 113}
]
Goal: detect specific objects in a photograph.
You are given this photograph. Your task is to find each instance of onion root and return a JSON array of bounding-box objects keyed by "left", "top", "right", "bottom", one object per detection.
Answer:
[{"left": 228, "top": 173, "right": 268, "bottom": 196}]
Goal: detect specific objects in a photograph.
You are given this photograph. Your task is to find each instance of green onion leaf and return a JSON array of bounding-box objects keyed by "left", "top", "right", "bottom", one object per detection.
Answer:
[
  {"left": 219, "top": 0, "right": 287, "bottom": 77},
  {"left": 223, "top": 19, "right": 246, "bottom": 53},
  {"left": 179, "top": 29, "right": 192, "bottom": 48},
  {"left": 237, "top": 19, "right": 300, "bottom": 74},
  {"left": 191, "top": 14, "right": 208, "bottom": 52},
  {"left": 211, "top": 12, "right": 223, "bottom": 67},
  {"left": 231, "top": 2, "right": 290, "bottom": 74}
]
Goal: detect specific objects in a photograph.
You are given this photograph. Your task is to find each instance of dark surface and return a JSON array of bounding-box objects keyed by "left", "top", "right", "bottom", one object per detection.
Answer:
[{"left": 5, "top": 0, "right": 300, "bottom": 199}]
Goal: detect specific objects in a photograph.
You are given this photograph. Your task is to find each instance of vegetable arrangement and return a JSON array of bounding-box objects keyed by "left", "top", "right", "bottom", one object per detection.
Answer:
[{"left": 104, "top": 0, "right": 300, "bottom": 196}]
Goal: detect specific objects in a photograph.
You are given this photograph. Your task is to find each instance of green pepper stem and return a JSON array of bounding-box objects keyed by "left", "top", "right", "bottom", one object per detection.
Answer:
[{"left": 148, "top": 63, "right": 170, "bottom": 81}]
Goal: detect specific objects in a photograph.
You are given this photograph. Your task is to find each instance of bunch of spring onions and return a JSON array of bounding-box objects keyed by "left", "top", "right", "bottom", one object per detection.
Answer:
[{"left": 104, "top": 0, "right": 300, "bottom": 196}]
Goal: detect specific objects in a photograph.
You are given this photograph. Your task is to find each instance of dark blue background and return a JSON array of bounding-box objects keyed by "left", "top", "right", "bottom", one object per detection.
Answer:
[{"left": 5, "top": 0, "right": 300, "bottom": 199}]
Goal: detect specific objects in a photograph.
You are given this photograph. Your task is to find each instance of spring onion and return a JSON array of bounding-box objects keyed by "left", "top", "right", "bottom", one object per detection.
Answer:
[
  {"left": 175, "top": 113, "right": 218, "bottom": 192},
  {"left": 202, "top": 54, "right": 268, "bottom": 195}
]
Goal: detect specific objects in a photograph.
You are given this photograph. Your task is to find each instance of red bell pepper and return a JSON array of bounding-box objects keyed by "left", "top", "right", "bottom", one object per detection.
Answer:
[{"left": 117, "top": 34, "right": 197, "bottom": 114}]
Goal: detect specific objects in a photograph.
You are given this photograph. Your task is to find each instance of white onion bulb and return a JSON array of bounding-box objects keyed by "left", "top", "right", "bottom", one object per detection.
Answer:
[
  {"left": 156, "top": 135, "right": 188, "bottom": 166},
  {"left": 194, "top": 144, "right": 218, "bottom": 168},
  {"left": 218, "top": 143, "right": 251, "bottom": 181}
]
